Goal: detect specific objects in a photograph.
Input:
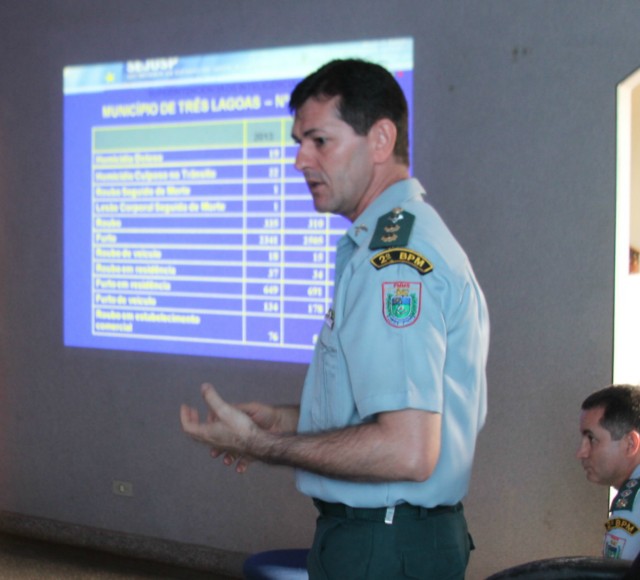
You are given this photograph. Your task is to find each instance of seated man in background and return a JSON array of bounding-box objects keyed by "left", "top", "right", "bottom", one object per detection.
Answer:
[{"left": 577, "top": 384, "right": 640, "bottom": 561}]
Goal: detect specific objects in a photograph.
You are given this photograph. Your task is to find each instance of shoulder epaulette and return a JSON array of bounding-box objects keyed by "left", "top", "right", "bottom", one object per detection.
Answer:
[
  {"left": 368, "top": 207, "right": 433, "bottom": 275},
  {"left": 612, "top": 478, "right": 640, "bottom": 512},
  {"left": 369, "top": 207, "right": 415, "bottom": 250}
]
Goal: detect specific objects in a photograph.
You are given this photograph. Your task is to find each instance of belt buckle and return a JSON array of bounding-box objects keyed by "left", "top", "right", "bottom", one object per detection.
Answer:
[{"left": 384, "top": 507, "right": 395, "bottom": 525}]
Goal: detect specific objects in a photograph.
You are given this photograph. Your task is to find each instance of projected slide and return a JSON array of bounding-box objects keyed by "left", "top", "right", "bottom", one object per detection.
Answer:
[{"left": 63, "top": 38, "right": 414, "bottom": 364}]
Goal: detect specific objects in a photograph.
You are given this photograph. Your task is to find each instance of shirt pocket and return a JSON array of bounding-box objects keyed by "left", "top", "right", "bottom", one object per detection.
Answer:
[{"left": 309, "top": 321, "right": 340, "bottom": 429}]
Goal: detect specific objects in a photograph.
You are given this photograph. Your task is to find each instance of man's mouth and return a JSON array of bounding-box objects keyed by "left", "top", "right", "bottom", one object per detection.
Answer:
[
  {"left": 303, "top": 171, "right": 325, "bottom": 193},
  {"left": 306, "top": 178, "right": 324, "bottom": 192}
]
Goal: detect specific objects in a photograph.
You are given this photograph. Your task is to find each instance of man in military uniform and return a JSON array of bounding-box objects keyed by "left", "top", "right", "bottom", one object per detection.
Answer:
[
  {"left": 181, "top": 59, "right": 489, "bottom": 579},
  {"left": 577, "top": 384, "right": 640, "bottom": 561}
]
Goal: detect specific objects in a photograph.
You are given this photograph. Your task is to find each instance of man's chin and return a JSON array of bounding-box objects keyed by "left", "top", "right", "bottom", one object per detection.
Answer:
[
  {"left": 311, "top": 197, "right": 331, "bottom": 214},
  {"left": 584, "top": 471, "right": 602, "bottom": 485}
]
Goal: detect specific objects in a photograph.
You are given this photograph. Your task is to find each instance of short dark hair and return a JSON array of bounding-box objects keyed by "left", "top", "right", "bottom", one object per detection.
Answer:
[
  {"left": 289, "top": 58, "right": 409, "bottom": 165},
  {"left": 581, "top": 385, "right": 640, "bottom": 440}
]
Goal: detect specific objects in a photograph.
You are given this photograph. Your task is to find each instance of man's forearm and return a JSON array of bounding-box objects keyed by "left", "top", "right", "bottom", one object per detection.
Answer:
[
  {"left": 252, "top": 423, "right": 398, "bottom": 481},
  {"left": 181, "top": 386, "right": 439, "bottom": 483},
  {"left": 247, "top": 409, "right": 440, "bottom": 483}
]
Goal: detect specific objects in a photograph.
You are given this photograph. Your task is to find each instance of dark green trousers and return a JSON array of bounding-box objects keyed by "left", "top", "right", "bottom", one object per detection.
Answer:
[{"left": 307, "top": 501, "right": 471, "bottom": 580}]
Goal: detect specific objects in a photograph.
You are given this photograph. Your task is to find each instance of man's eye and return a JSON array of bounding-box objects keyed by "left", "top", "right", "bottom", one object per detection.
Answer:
[{"left": 314, "top": 137, "right": 326, "bottom": 146}]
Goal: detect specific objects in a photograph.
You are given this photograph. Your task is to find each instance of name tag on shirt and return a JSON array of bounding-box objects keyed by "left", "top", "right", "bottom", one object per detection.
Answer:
[{"left": 325, "top": 309, "right": 335, "bottom": 329}]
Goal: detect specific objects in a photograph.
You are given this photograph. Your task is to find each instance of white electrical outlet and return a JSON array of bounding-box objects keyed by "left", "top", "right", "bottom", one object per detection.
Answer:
[{"left": 112, "top": 480, "right": 134, "bottom": 497}]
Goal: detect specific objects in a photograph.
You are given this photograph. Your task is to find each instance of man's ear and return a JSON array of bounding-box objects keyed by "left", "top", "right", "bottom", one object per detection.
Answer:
[
  {"left": 625, "top": 430, "right": 640, "bottom": 456},
  {"left": 369, "top": 118, "right": 397, "bottom": 164}
]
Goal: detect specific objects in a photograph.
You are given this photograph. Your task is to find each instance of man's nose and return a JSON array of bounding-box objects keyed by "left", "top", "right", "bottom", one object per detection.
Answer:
[
  {"left": 576, "top": 440, "right": 588, "bottom": 459},
  {"left": 294, "top": 144, "right": 311, "bottom": 172}
]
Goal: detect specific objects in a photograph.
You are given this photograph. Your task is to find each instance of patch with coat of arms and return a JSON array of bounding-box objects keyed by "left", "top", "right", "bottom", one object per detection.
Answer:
[
  {"left": 604, "top": 533, "right": 626, "bottom": 559},
  {"left": 382, "top": 281, "right": 421, "bottom": 328}
]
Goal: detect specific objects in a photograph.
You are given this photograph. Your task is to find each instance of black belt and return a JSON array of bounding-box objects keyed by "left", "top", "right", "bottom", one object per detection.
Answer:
[{"left": 313, "top": 499, "right": 462, "bottom": 523}]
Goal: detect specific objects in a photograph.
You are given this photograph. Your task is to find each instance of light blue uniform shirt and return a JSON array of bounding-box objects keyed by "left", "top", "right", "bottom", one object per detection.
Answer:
[
  {"left": 296, "top": 178, "right": 489, "bottom": 508},
  {"left": 605, "top": 464, "right": 640, "bottom": 560}
]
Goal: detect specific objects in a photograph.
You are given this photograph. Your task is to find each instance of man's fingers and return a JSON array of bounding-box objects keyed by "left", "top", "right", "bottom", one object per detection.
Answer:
[
  {"left": 235, "top": 457, "right": 252, "bottom": 473},
  {"left": 209, "top": 447, "right": 251, "bottom": 473},
  {"left": 182, "top": 385, "right": 257, "bottom": 475},
  {"left": 180, "top": 404, "right": 199, "bottom": 432},
  {"left": 201, "top": 383, "right": 228, "bottom": 415},
  {"left": 222, "top": 452, "right": 253, "bottom": 473},
  {"left": 201, "top": 383, "right": 246, "bottom": 428}
]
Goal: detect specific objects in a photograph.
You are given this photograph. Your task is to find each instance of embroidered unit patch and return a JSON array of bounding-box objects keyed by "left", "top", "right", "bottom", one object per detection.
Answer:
[
  {"left": 371, "top": 248, "right": 433, "bottom": 275},
  {"left": 382, "top": 282, "right": 421, "bottom": 327},
  {"left": 605, "top": 518, "right": 639, "bottom": 535},
  {"left": 604, "top": 533, "right": 627, "bottom": 559}
]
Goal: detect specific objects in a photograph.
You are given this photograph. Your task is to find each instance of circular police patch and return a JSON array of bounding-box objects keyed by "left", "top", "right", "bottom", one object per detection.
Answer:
[{"left": 382, "top": 282, "right": 421, "bottom": 328}]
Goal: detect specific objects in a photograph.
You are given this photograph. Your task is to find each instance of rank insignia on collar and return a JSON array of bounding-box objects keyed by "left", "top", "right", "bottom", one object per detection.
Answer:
[
  {"left": 369, "top": 207, "right": 415, "bottom": 250},
  {"left": 370, "top": 248, "right": 433, "bottom": 275},
  {"left": 612, "top": 478, "right": 640, "bottom": 512}
]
